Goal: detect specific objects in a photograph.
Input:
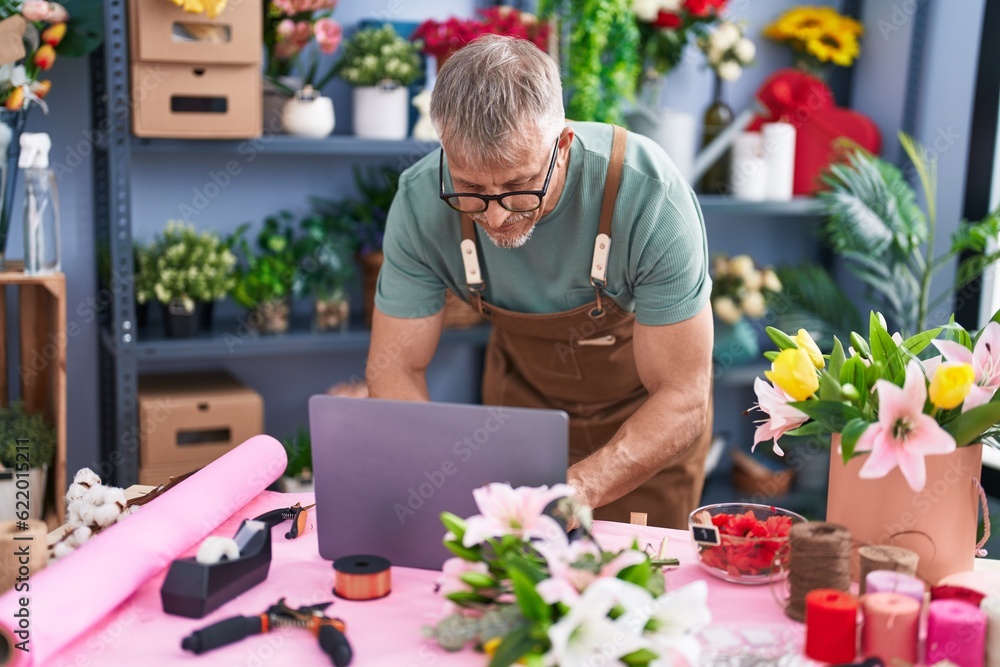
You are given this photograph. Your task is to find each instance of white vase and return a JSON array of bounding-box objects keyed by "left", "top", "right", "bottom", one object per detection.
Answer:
[
  {"left": 353, "top": 83, "right": 409, "bottom": 140},
  {"left": 262, "top": 76, "right": 302, "bottom": 134},
  {"left": 0, "top": 465, "right": 48, "bottom": 521},
  {"left": 629, "top": 106, "right": 697, "bottom": 183},
  {"left": 282, "top": 87, "right": 335, "bottom": 138}
]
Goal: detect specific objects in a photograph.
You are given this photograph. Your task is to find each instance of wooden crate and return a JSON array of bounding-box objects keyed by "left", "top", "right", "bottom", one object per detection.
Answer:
[{"left": 0, "top": 261, "right": 66, "bottom": 527}]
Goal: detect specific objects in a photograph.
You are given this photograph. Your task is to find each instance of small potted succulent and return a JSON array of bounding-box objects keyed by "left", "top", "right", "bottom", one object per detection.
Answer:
[
  {"left": 0, "top": 402, "right": 56, "bottom": 521},
  {"left": 142, "top": 222, "right": 237, "bottom": 337},
  {"left": 332, "top": 24, "right": 422, "bottom": 139},
  {"left": 295, "top": 209, "right": 356, "bottom": 331},
  {"left": 231, "top": 214, "right": 299, "bottom": 334}
]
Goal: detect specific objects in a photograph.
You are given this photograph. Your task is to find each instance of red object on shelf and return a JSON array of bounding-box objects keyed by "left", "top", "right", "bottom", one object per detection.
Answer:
[
  {"left": 804, "top": 588, "right": 858, "bottom": 663},
  {"left": 749, "top": 68, "right": 882, "bottom": 195}
]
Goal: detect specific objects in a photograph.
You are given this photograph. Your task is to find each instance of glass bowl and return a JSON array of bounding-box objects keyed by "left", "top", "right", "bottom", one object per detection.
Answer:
[{"left": 688, "top": 503, "right": 806, "bottom": 585}]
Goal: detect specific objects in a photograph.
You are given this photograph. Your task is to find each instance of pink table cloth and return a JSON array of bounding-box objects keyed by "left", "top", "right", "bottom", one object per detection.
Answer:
[{"left": 45, "top": 491, "right": 805, "bottom": 666}]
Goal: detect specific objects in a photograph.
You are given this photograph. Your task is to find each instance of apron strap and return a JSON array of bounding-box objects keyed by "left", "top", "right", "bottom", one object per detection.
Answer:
[
  {"left": 460, "top": 213, "right": 486, "bottom": 313},
  {"left": 590, "top": 125, "right": 627, "bottom": 313}
]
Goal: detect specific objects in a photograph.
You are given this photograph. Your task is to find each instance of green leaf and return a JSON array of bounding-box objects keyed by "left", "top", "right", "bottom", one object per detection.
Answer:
[
  {"left": 840, "top": 418, "right": 871, "bottom": 463},
  {"left": 764, "top": 350, "right": 779, "bottom": 362},
  {"left": 616, "top": 559, "right": 652, "bottom": 588},
  {"left": 785, "top": 422, "right": 829, "bottom": 437},
  {"left": 788, "top": 401, "right": 864, "bottom": 432},
  {"left": 621, "top": 648, "right": 660, "bottom": 666},
  {"left": 444, "top": 540, "right": 483, "bottom": 562},
  {"left": 460, "top": 572, "right": 496, "bottom": 589},
  {"left": 902, "top": 327, "right": 943, "bottom": 358},
  {"left": 819, "top": 369, "right": 842, "bottom": 402},
  {"left": 508, "top": 563, "right": 551, "bottom": 623},
  {"left": 944, "top": 402, "right": 1000, "bottom": 447},
  {"left": 765, "top": 327, "right": 798, "bottom": 351},
  {"left": 488, "top": 625, "right": 538, "bottom": 667},
  {"left": 440, "top": 512, "right": 467, "bottom": 542},
  {"left": 850, "top": 332, "right": 871, "bottom": 359},
  {"left": 446, "top": 591, "right": 493, "bottom": 606},
  {"left": 869, "top": 312, "right": 906, "bottom": 383},
  {"left": 840, "top": 356, "right": 870, "bottom": 409},
  {"left": 829, "top": 337, "right": 847, "bottom": 383},
  {"left": 768, "top": 265, "right": 864, "bottom": 350}
]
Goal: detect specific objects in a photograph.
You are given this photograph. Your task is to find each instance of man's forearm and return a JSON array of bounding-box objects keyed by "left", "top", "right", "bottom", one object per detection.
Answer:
[
  {"left": 367, "top": 366, "right": 431, "bottom": 402},
  {"left": 567, "top": 387, "right": 708, "bottom": 509}
]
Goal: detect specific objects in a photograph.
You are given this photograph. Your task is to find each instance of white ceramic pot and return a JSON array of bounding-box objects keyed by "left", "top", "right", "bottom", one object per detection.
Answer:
[
  {"left": 353, "top": 83, "right": 409, "bottom": 140},
  {"left": 282, "top": 90, "right": 335, "bottom": 138},
  {"left": 0, "top": 465, "right": 48, "bottom": 521}
]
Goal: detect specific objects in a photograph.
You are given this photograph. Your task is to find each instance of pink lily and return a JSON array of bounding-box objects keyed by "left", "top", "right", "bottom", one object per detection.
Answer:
[
  {"left": 462, "top": 483, "right": 573, "bottom": 547},
  {"left": 535, "top": 541, "right": 646, "bottom": 605},
  {"left": 855, "top": 360, "right": 956, "bottom": 492},
  {"left": 933, "top": 322, "right": 1000, "bottom": 411},
  {"left": 436, "top": 557, "right": 489, "bottom": 596},
  {"left": 751, "top": 377, "right": 809, "bottom": 456}
]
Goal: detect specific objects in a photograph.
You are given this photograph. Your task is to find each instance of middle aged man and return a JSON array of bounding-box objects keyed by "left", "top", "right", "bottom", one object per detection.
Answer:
[{"left": 365, "top": 35, "right": 713, "bottom": 529}]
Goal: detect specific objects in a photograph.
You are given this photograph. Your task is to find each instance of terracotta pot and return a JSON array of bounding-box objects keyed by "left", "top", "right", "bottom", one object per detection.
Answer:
[{"left": 826, "top": 434, "right": 984, "bottom": 585}]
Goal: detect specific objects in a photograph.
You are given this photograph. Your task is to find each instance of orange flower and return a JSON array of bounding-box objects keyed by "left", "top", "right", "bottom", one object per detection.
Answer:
[
  {"left": 5, "top": 87, "right": 25, "bottom": 110},
  {"left": 35, "top": 80, "right": 52, "bottom": 99},
  {"left": 42, "top": 23, "right": 67, "bottom": 47},
  {"left": 34, "top": 44, "right": 57, "bottom": 70}
]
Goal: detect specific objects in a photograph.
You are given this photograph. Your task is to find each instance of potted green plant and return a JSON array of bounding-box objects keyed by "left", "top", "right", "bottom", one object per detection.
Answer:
[
  {"left": 332, "top": 24, "right": 422, "bottom": 139},
  {"left": 295, "top": 209, "right": 356, "bottom": 331},
  {"left": 279, "top": 426, "right": 313, "bottom": 493},
  {"left": 232, "top": 214, "right": 299, "bottom": 333},
  {"left": 144, "top": 222, "right": 237, "bottom": 338},
  {"left": 0, "top": 402, "right": 56, "bottom": 521}
]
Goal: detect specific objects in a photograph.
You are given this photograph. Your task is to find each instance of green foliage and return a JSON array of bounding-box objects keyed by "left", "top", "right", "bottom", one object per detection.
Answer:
[
  {"left": 333, "top": 25, "right": 422, "bottom": 87},
  {"left": 766, "top": 264, "right": 863, "bottom": 351},
  {"left": 294, "top": 211, "right": 355, "bottom": 301},
  {"left": 231, "top": 215, "right": 299, "bottom": 309},
  {"left": 280, "top": 426, "right": 311, "bottom": 478},
  {"left": 538, "top": 0, "right": 640, "bottom": 125},
  {"left": 138, "top": 222, "right": 237, "bottom": 312},
  {"left": 310, "top": 165, "right": 401, "bottom": 255},
  {"left": 0, "top": 402, "right": 56, "bottom": 469},
  {"left": 59, "top": 0, "right": 105, "bottom": 57}
]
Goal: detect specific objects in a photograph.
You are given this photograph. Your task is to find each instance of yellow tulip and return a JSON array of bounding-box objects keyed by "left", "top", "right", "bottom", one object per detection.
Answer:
[
  {"left": 765, "top": 348, "right": 819, "bottom": 401},
  {"left": 929, "top": 362, "right": 975, "bottom": 410},
  {"left": 795, "top": 329, "right": 825, "bottom": 369}
]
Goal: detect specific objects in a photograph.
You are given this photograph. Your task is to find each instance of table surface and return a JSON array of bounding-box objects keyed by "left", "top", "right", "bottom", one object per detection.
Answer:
[{"left": 46, "top": 491, "right": 810, "bottom": 667}]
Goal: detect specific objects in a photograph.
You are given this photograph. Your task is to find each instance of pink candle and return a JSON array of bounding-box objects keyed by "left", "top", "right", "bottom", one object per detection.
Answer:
[
  {"left": 865, "top": 570, "right": 925, "bottom": 604},
  {"left": 927, "top": 599, "right": 988, "bottom": 667},
  {"left": 861, "top": 593, "right": 920, "bottom": 663}
]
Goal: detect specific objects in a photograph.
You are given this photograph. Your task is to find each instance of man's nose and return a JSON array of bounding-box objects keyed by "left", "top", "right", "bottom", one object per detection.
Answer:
[{"left": 481, "top": 200, "right": 508, "bottom": 230}]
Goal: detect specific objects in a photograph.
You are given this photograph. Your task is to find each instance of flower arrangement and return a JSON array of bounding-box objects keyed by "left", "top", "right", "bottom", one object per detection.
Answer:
[
  {"left": 750, "top": 312, "right": 1000, "bottom": 492},
  {"left": 631, "top": 0, "right": 727, "bottom": 84},
  {"left": 425, "top": 483, "right": 711, "bottom": 666},
  {"left": 263, "top": 0, "right": 342, "bottom": 93},
  {"left": 696, "top": 19, "right": 754, "bottom": 82},
  {"left": 139, "top": 222, "right": 237, "bottom": 314},
  {"left": 763, "top": 6, "right": 864, "bottom": 76},
  {"left": 332, "top": 25, "right": 421, "bottom": 88},
  {"left": 411, "top": 7, "right": 550, "bottom": 63},
  {"left": 710, "top": 254, "right": 782, "bottom": 325},
  {"left": 0, "top": 0, "right": 103, "bottom": 110}
]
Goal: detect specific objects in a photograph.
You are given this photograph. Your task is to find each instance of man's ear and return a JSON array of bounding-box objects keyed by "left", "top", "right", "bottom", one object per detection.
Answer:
[{"left": 558, "top": 127, "right": 574, "bottom": 162}]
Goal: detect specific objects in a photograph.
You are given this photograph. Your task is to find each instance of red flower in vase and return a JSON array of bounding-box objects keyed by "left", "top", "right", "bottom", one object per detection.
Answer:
[
  {"left": 655, "top": 12, "right": 681, "bottom": 28},
  {"left": 700, "top": 510, "right": 793, "bottom": 577},
  {"left": 683, "top": 0, "right": 727, "bottom": 18}
]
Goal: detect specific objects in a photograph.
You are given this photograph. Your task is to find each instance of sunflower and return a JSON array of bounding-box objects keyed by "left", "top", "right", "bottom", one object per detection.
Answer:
[
  {"left": 764, "top": 6, "right": 842, "bottom": 43},
  {"left": 805, "top": 24, "right": 861, "bottom": 67}
]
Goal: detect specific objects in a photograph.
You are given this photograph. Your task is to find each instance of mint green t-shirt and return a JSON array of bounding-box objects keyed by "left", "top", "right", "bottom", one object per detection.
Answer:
[{"left": 374, "top": 122, "right": 710, "bottom": 327}]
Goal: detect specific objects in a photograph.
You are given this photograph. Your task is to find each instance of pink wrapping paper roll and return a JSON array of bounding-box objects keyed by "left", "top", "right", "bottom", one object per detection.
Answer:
[{"left": 0, "top": 435, "right": 286, "bottom": 665}]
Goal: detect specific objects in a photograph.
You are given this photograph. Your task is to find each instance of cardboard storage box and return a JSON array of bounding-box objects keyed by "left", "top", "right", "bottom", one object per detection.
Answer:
[
  {"left": 138, "top": 371, "right": 263, "bottom": 467},
  {"left": 129, "top": 0, "right": 262, "bottom": 65},
  {"left": 132, "top": 62, "right": 261, "bottom": 138}
]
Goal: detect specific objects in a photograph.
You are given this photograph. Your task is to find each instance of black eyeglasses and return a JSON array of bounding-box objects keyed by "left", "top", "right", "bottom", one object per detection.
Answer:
[{"left": 439, "top": 138, "right": 560, "bottom": 214}]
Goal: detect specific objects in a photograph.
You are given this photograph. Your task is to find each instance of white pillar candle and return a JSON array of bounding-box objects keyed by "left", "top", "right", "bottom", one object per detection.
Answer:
[
  {"left": 730, "top": 132, "right": 767, "bottom": 201},
  {"left": 652, "top": 109, "right": 697, "bottom": 184},
  {"left": 762, "top": 122, "right": 796, "bottom": 201}
]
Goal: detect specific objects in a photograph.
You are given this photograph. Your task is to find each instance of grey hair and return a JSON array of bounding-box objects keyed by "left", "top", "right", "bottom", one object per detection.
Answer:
[{"left": 430, "top": 34, "right": 564, "bottom": 170}]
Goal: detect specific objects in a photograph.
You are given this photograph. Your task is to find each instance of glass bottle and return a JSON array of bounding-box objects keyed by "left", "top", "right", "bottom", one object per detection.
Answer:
[
  {"left": 699, "top": 74, "right": 734, "bottom": 195},
  {"left": 21, "top": 133, "right": 59, "bottom": 275}
]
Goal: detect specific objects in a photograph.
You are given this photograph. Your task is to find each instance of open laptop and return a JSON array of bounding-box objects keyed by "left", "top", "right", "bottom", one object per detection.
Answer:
[{"left": 308, "top": 396, "right": 569, "bottom": 570}]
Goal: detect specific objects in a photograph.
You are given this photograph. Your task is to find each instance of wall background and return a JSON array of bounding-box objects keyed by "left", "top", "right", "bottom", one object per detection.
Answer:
[{"left": 2, "top": 0, "right": 988, "bottom": 486}]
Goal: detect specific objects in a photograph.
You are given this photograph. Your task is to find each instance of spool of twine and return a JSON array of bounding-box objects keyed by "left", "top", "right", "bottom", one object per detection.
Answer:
[
  {"left": 785, "top": 522, "right": 852, "bottom": 622},
  {"left": 858, "top": 545, "right": 919, "bottom": 595}
]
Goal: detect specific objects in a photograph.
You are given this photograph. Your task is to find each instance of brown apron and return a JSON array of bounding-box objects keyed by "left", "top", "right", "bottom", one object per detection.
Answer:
[{"left": 458, "top": 125, "right": 713, "bottom": 529}]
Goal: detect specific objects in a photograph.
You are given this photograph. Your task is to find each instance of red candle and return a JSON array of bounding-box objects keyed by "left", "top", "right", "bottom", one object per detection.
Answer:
[
  {"left": 861, "top": 592, "right": 920, "bottom": 663},
  {"left": 805, "top": 589, "right": 859, "bottom": 663}
]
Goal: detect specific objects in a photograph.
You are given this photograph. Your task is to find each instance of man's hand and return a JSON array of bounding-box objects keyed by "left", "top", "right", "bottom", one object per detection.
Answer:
[
  {"left": 568, "top": 303, "right": 713, "bottom": 509},
  {"left": 366, "top": 307, "right": 444, "bottom": 401}
]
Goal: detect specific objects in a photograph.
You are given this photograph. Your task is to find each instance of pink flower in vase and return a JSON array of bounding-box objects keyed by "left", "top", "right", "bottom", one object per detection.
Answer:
[
  {"left": 855, "top": 360, "right": 956, "bottom": 492},
  {"left": 933, "top": 322, "right": 1000, "bottom": 412},
  {"left": 750, "top": 377, "right": 809, "bottom": 456},
  {"left": 462, "top": 483, "right": 573, "bottom": 547},
  {"left": 314, "top": 18, "right": 342, "bottom": 55}
]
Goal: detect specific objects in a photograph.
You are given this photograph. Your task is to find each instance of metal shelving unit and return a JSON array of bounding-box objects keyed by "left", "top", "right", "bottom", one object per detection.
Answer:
[{"left": 93, "top": 2, "right": 827, "bottom": 486}]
